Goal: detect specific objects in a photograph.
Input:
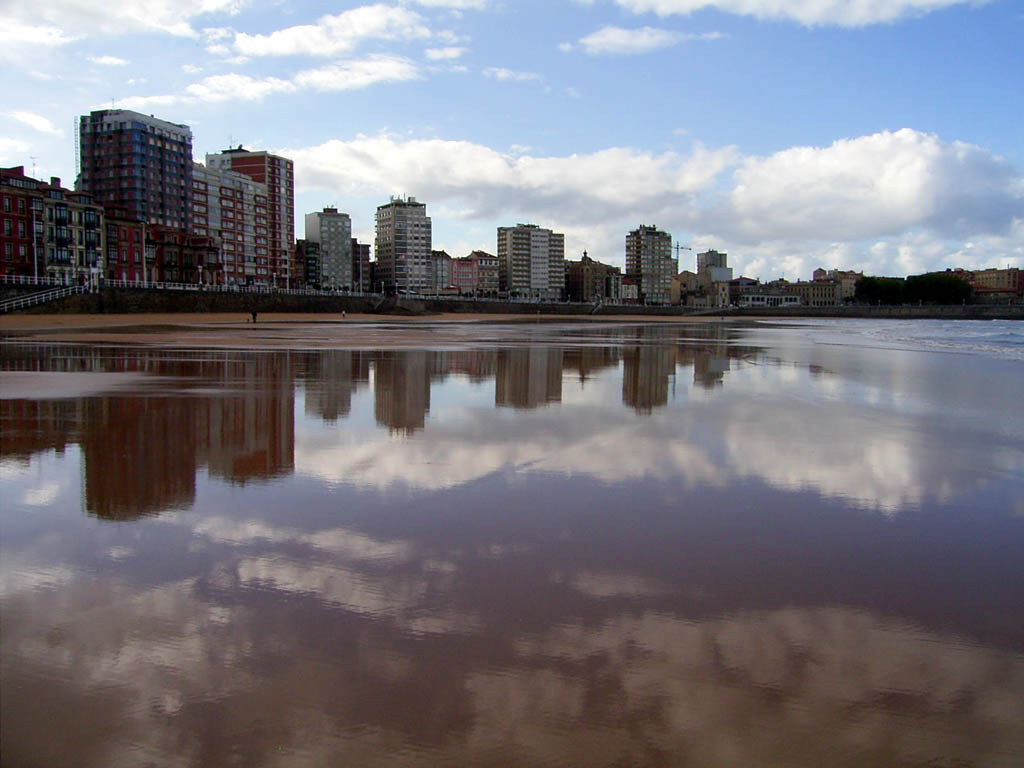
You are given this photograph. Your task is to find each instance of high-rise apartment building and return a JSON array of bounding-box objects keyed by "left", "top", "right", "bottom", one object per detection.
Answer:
[
  {"left": 497, "top": 223, "right": 565, "bottom": 300},
  {"left": 696, "top": 249, "right": 728, "bottom": 272},
  {"left": 625, "top": 225, "right": 676, "bottom": 305},
  {"left": 352, "top": 239, "right": 371, "bottom": 292},
  {"left": 374, "top": 196, "right": 431, "bottom": 293},
  {"left": 193, "top": 160, "right": 269, "bottom": 286},
  {"left": 78, "top": 109, "right": 192, "bottom": 231},
  {"left": 304, "top": 207, "right": 352, "bottom": 290},
  {"left": 207, "top": 148, "right": 294, "bottom": 287}
]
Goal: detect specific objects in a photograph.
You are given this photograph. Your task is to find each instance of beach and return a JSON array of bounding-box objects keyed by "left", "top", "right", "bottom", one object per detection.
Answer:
[{"left": 2, "top": 317, "right": 1022, "bottom": 767}]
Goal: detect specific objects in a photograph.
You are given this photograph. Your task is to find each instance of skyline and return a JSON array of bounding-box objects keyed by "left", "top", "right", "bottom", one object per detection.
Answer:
[{"left": 1, "top": 0, "right": 1022, "bottom": 281}]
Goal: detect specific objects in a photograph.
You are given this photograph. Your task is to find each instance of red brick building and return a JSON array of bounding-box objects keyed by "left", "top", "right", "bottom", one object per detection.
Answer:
[
  {"left": 207, "top": 148, "right": 294, "bottom": 288},
  {"left": 1, "top": 166, "right": 41, "bottom": 279},
  {"left": 104, "top": 206, "right": 146, "bottom": 282}
]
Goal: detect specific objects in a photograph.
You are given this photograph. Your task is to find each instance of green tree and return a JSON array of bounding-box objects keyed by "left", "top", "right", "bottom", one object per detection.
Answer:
[{"left": 855, "top": 276, "right": 905, "bottom": 305}]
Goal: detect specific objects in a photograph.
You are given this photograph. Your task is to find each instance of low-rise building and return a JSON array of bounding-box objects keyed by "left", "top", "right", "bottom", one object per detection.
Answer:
[
  {"left": 738, "top": 292, "right": 802, "bottom": 308},
  {"left": 791, "top": 279, "right": 843, "bottom": 306},
  {"left": 670, "top": 270, "right": 697, "bottom": 305},
  {"left": 430, "top": 249, "right": 453, "bottom": 293},
  {"left": 146, "top": 225, "right": 218, "bottom": 284},
  {"left": 969, "top": 267, "right": 1022, "bottom": 301},
  {"left": 566, "top": 252, "right": 622, "bottom": 303},
  {"left": 104, "top": 206, "right": 146, "bottom": 282},
  {"left": 1, "top": 166, "right": 43, "bottom": 279}
]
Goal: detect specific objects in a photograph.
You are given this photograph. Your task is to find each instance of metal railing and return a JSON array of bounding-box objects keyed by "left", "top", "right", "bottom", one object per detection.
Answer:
[{"left": 0, "top": 285, "right": 87, "bottom": 313}]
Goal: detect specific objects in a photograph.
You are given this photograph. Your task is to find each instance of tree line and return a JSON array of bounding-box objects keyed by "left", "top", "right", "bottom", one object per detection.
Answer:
[{"left": 854, "top": 272, "right": 973, "bottom": 305}]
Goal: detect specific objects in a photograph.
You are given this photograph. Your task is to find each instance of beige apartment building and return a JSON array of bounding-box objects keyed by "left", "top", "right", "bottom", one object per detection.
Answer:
[
  {"left": 497, "top": 223, "right": 565, "bottom": 300},
  {"left": 626, "top": 225, "right": 676, "bottom": 305}
]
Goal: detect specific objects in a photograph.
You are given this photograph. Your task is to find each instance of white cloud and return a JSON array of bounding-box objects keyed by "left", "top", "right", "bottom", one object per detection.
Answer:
[
  {"left": 425, "top": 46, "right": 467, "bottom": 60},
  {"left": 0, "top": 18, "right": 77, "bottom": 47},
  {"left": 4, "top": 111, "right": 64, "bottom": 137},
  {"left": 411, "top": 0, "right": 488, "bottom": 7},
  {"left": 727, "top": 128, "right": 1023, "bottom": 243},
  {"left": 612, "top": 0, "right": 988, "bottom": 27},
  {"left": 482, "top": 67, "right": 541, "bottom": 82},
  {"left": 184, "top": 73, "right": 295, "bottom": 102},
  {"left": 232, "top": 4, "right": 430, "bottom": 57},
  {"left": 286, "top": 134, "right": 736, "bottom": 225},
  {"left": 3, "top": 0, "right": 244, "bottom": 40},
  {"left": 577, "top": 26, "right": 681, "bottom": 55},
  {"left": 293, "top": 56, "right": 421, "bottom": 91},
  {"left": 116, "top": 55, "right": 419, "bottom": 108},
  {"left": 0, "top": 138, "right": 31, "bottom": 163},
  {"left": 182, "top": 64, "right": 203, "bottom": 73},
  {"left": 88, "top": 55, "right": 129, "bottom": 66},
  {"left": 282, "top": 127, "right": 1020, "bottom": 279}
]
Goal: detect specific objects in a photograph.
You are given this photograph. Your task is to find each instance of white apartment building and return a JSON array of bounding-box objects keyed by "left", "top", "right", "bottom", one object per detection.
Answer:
[
  {"left": 207, "top": 148, "right": 295, "bottom": 288},
  {"left": 497, "top": 223, "right": 565, "bottom": 300},
  {"left": 375, "top": 196, "right": 432, "bottom": 293},
  {"left": 304, "top": 207, "right": 352, "bottom": 289},
  {"left": 625, "top": 225, "right": 676, "bottom": 305},
  {"left": 193, "top": 161, "right": 269, "bottom": 285}
]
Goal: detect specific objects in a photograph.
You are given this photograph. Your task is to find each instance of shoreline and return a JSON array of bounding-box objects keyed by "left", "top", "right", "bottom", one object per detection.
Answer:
[{"left": 0, "top": 312, "right": 741, "bottom": 349}]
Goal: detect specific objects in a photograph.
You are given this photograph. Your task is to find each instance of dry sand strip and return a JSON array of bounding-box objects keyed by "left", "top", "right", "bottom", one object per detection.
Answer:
[{"left": 0, "top": 312, "right": 736, "bottom": 349}]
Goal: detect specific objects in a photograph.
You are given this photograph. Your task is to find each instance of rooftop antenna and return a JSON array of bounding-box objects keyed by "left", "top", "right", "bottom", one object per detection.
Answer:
[{"left": 29, "top": 156, "right": 37, "bottom": 178}]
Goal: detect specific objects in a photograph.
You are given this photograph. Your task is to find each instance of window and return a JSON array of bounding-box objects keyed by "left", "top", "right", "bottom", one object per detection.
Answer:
[{"left": 2, "top": 196, "right": 8, "bottom": 212}]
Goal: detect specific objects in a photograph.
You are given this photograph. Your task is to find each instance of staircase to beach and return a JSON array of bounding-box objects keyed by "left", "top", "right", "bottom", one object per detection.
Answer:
[{"left": 0, "top": 285, "right": 88, "bottom": 314}]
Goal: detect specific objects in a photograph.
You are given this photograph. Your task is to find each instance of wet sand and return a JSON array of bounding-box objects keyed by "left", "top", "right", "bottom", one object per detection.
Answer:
[{"left": 0, "top": 312, "right": 735, "bottom": 349}]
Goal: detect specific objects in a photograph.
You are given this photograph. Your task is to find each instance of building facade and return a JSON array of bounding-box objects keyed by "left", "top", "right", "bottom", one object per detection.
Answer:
[
  {"left": 40, "top": 178, "right": 104, "bottom": 283},
  {"left": 295, "top": 239, "right": 320, "bottom": 288},
  {"left": 104, "top": 206, "right": 146, "bottom": 282},
  {"left": 791, "top": 279, "right": 843, "bottom": 306},
  {"left": 1, "top": 166, "right": 42, "bottom": 279},
  {"left": 193, "top": 160, "right": 269, "bottom": 286},
  {"left": 145, "top": 225, "right": 218, "bottom": 284},
  {"left": 497, "top": 223, "right": 565, "bottom": 300},
  {"left": 969, "top": 267, "right": 1023, "bottom": 300},
  {"left": 625, "top": 225, "right": 676, "bottom": 304},
  {"left": 352, "top": 240, "right": 371, "bottom": 292},
  {"left": 78, "top": 109, "right": 192, "bottom": 232},
  {"left": 374, "top": 196, "right": 432, "bottom": 293},
  {"left": 304, "top": 208, "right": 352, "bottom": 290},
  {"left": 566, "top": 252, "right": 622, "bottom": 303},
  {"left": 207, "top": 148, "right": 294, "bottom": 288},
  {"left": 430, "top": 250, "right": 452, "bottom": 293},
  {"left": 696, "top": 249, "right": 728, "bottom": 272}
]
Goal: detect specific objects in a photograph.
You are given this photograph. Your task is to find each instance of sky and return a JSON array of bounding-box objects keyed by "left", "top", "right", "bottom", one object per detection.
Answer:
[{"left": 1, "top": 0, "right": 1021, "bottom": 281}]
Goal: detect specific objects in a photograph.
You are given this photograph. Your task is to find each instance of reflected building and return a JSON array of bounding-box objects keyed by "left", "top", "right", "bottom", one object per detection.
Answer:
[
  {"left": 495, "top": 348, "right": 563, "bottom": 409},
  {"left": 622, "top": 345, "right": 675, "bottom": 413},
  {"left": 301, "top": 350, "right": 371, "bottom": 423},
  {"left": 693, "top": 350, "right": 730, "bottom": 389},
  {"left": 0, "top": 399, "right": 81, "bottom": 462},
  {"left": 2, "top": 348, "right": 298, "bottom": 518},
  {"left": 81, "top": 395, "right": 199, "bottom": 519},
  {"left": 445, "top": 350, "right": 498, "bottom": 382},
  {"left": 373, "top": 350, "right": 432, "bottom": 434},
  {"left": 562, "top": 346, "right": 621, "bottom": 385},
  {"left": 204, "top": 354, "right": 295, "bottom": 484}
]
